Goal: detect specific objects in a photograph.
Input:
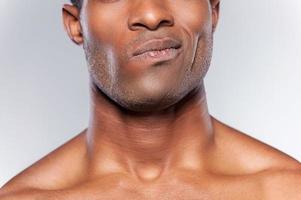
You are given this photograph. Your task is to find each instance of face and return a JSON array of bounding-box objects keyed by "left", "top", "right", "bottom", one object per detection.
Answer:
[{"left": 64, "top": 0, "right": 219, "bottom": 112}]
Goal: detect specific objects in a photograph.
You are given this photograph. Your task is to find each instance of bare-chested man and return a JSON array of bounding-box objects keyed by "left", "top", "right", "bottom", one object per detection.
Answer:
[{"left": 1, "top": 0, "right": 300, "bottom": 199}]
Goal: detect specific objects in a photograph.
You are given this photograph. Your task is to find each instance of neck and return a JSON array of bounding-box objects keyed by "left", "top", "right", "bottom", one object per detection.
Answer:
[{"left": 85, "top": 81, "right": 215, "bottom": 181}]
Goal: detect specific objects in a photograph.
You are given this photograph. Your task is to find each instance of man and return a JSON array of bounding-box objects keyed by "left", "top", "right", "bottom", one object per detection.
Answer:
[{"left": 0, "top": 0, "right": 300, "bottom": 199}]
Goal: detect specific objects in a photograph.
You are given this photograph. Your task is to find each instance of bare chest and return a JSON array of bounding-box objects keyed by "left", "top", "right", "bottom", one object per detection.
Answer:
[
  {"left": 60, "top": 178, "right": 262, "bottom": 200},
  {"left": 63, "top": 185, "right": 210, "bottom": 200}
]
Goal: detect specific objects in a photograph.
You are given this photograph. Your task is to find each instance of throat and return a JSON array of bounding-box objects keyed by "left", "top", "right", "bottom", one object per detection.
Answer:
[
  {"left": 86, "top": 84, "right": 215, "bottom": 178},
  {"left": 130, "top": 162, "right": 166, "bottom": 182}
]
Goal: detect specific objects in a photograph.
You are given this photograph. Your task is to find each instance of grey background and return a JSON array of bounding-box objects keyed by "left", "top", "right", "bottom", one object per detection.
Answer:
[{"left": 0, "top": 0, "right": 300, "bottom": 186}]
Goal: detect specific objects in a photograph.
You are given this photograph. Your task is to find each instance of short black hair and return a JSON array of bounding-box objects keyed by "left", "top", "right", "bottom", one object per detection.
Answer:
[{"left": 70, "top": 0, "right": 82, "bottom": 8}]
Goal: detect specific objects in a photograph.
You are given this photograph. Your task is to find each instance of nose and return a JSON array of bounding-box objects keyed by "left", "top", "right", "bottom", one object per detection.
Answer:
[{"left": 128, "top": 0, "right": 174, "bottom": 31}]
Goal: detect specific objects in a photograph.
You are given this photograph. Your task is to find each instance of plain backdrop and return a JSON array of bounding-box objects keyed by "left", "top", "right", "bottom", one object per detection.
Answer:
[{"left": 0, "top": 0, "right": 300, "bottom": 186}]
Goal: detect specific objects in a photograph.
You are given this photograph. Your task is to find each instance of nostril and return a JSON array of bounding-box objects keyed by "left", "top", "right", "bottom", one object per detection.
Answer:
[
  {"left": 131, "top": 22, "right": 149, "bottom": 30},
  {"left": 128, "top": 8, "right": 175, "bottom": 31},
  {"left": 129, "top": 18, "right": 174, "bottom": 31},
  {"left": 159, "top": 19, "right": 174, "bottom": 27}
]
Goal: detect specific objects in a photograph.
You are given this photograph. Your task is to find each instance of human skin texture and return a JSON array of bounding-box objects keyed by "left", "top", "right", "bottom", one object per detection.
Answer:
[{"left": 0, "top": 0, "right": 301, "bottom": 199}]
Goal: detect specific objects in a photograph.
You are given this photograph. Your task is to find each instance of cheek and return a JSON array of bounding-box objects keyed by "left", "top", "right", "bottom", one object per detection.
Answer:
[
  {"left": 83, "top": 3, "right": 128, "bottom": 48},
  {"left": 82, "top": 5, "right": 130, "bottom": 78},
  {"left": 169, "top": 1, "right": 213, "bottom": 87},
  {"left": 85, "top": 13, "right": 116, "bottom": 46},
  {"left": 173, "top": 0, "right": 212, "bottom": 36}
]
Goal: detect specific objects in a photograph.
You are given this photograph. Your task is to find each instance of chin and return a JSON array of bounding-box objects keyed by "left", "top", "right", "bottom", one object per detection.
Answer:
[
  {"left": 113, "top": 85, "right": 192, "bottom": 113},
  {"left": 115, "top": 92, "right": 181, "bottom": 113}
]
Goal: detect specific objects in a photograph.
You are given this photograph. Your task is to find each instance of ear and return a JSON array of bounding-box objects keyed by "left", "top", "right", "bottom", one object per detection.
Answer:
[
  {"left": 62, "top": 4, "right": 83, "bottom": 45},
  {"left": 210, "top": 0, "right": 220, "bottom": 33}
]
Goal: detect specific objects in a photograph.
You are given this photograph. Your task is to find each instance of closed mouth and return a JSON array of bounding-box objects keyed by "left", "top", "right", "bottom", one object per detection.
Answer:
[{"left": 132, "top": 37, "right": 182, "bottom": 57}]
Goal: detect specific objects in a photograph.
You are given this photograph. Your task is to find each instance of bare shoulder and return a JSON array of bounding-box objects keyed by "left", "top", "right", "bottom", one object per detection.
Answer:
[
  {"left": 0, "top": 129, "right": 88, "bottom": 198},
  {"left": 211, "top": 116, "right": 301, "bottom": 198},
  {"left": 211, "top": 116, "right": 301, "bottom": 174},
  {"left": 0, "top": 188, "right": 59, "bottom": 200},
  {"left": 260, "top": 168, "right": 301, "bottom": 199}
]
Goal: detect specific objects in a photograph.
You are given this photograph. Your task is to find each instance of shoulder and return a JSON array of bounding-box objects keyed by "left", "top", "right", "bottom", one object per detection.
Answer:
[
  {"left": 0, "top": 129, "right": 88, "bottom": 197},
  {"left": 0, "top": 188, "right": 65, "bottom": 200},
  {"left": 261, "top": 168, "right": 301, "bottom": 199},
  {"left": 211, "top": 116, "right": 301, "bottom": 198},
  {"left": 211, "top": 116, "right": 301, "bottom": 174}
]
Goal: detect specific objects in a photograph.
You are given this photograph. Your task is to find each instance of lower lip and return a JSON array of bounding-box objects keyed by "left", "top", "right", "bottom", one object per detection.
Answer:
[{"left": 130, "top": 47, "right": 182, "bottom": 63}]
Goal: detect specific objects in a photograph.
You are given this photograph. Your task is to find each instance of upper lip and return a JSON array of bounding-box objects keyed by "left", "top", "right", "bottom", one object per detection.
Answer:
[{"left": 132, "top": 37, "right": 182, "bottom": 56}]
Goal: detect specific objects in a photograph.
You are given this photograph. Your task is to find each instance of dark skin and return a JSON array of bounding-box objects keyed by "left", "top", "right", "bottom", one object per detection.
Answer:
[{"left": 1, "top": 0, "right": 301, "bottom": 199}]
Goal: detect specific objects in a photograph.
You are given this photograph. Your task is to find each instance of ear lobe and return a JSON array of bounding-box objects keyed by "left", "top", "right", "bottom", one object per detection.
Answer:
[
  {"left": 211, "top": 0, "right": 220, "bottom": 33},
  {"left": 62, "top": 4, "right": 83, "bottom": 45}
]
